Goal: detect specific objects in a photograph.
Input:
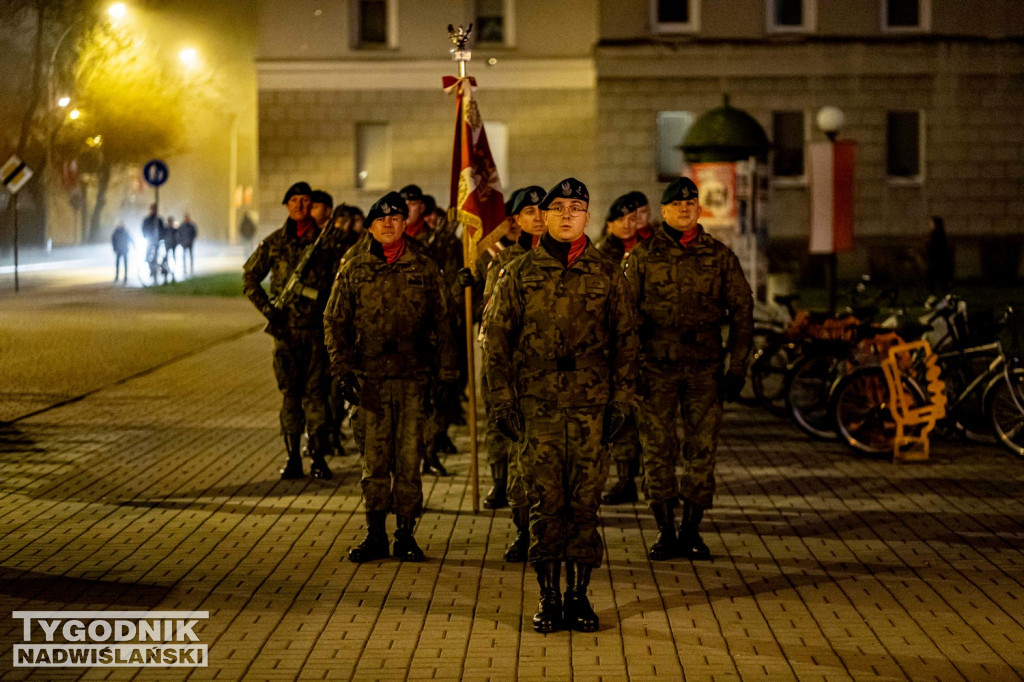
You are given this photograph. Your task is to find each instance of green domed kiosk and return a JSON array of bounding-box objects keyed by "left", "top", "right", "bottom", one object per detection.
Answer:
[{"left": 678, "top": 96, "right": 770, "bottom": 301}]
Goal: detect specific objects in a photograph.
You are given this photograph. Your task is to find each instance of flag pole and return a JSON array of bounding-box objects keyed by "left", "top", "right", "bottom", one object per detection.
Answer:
[{"left": 448, "top": 24, "right": 480, "bottom": 513}]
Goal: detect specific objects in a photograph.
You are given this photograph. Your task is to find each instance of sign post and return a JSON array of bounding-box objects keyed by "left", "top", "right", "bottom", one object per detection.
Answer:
[
  {"left": 143, "top": 159, "right": 169, "bottom": 209},
  {"left": 3, "top": 155, "right": 35, "bottom": 293}
]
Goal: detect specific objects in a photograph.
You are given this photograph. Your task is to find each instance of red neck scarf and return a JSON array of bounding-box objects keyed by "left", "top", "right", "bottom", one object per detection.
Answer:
[
  {"left": 622, "top": 235, "right": 638, "bottom": 253},
  {"left": 532, "top": 234, "right": 542, "bottom": 249},
  {"left": 679, "top": 226, "right": 700, "bottom": 248},
  {"left": 567, "top": 235, "right": 588, "bottom": 267},
  {"left": 404, "top": 218, "right": 424, "bottom": 239},
  {"left": 637, "top": 224, "right": 653, "bottom": 240},
  {"left": 295, "top": 218, "right": 316, "bottom": 240},
  {"left": 383, "top": 238, "right": 406, "bottom": 264}
]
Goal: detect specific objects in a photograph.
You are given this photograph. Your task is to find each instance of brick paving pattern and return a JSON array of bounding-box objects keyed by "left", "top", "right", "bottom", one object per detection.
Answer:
[{"left": 0, "top": 291, "right": 1022, "bottom": 680}]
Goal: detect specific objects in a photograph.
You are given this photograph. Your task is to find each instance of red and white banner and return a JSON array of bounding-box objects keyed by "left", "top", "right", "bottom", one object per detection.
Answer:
[
  {"left": 443, "top": 76, "right": 505, "bottom": 268},
  {"left": 809, "top": 140, "right": 855, "bottom": 254}
]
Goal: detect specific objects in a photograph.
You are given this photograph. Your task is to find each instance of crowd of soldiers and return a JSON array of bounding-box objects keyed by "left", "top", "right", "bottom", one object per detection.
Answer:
[{"left": 242, "top": 175, "right": 753, "bottom": 635}]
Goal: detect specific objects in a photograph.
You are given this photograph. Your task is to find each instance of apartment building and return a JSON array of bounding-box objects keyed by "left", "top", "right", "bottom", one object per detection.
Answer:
[{"left": 256, "top": 0, "right": 1024, "bottom": 279}]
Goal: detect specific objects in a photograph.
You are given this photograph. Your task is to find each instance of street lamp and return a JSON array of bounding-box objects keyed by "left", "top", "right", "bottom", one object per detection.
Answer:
[
  {"left": 179, "top": 47, "right": 199, "bottom": 68},
  {"left": 815, "top": 105, "right": 846, "bottom": 313},
  {"left": 816, "top": 106, "right": 846, "bottom": 144}
]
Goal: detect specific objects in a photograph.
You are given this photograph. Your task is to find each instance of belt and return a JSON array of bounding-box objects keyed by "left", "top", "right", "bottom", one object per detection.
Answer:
[
  {"left": 523, "top": 352, "right": 605, "bottom": 371},
  {"left": 650, "top": 327, "right": 721, "bottom": 345},
  {"left": 362, "top": 338, "right": 419, "bottom": 356}
]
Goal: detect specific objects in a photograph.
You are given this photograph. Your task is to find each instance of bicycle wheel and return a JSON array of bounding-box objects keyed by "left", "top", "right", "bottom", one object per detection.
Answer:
[
  {"left": 753, "top": 339, "right": 798, "bottom": 416},
  {"left": 984, "top": 368, "right": 1024, "bottom": 458},
  {"left": 832, "top": 366, "right": 926, "bottom": 456},
  {"left": 785, "top": 352, "right": 842, "bottom": 440}
]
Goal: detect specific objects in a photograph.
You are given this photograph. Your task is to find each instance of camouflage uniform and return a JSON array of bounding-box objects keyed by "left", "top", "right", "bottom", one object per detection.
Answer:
[
  {"left": 483, "top": 239, "right": 639, "bottom": 568},
  {"left": 480, "top": 239, "right": 529, "bottom": 508},
  {"left": 623, "top": 224, "right": 753, "bottom": 509},
  {"left": 324, "top": 238, "right": 457, "bottom": 518},
  {"left": 243, "top": 219, "right": 338, "bottom": 449}
]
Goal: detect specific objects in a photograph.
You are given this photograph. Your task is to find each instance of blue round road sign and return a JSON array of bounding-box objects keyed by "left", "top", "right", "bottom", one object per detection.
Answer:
[{"left": 143, "top": 159, "right": 169, "bottom": 187}]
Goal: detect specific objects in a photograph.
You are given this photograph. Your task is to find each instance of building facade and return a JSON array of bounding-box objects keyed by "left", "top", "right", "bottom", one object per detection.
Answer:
[{"left": 256, "top": 0, "right": 1024, "bottom": 280}]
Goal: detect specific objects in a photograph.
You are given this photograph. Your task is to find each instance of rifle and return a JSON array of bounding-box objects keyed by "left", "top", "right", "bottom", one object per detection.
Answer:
[{"left": 264, "top": 225, "right": 329, "bottom": 336}]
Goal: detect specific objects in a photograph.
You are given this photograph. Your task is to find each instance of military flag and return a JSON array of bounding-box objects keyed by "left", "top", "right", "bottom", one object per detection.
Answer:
[{"left": 443, "top": 75, "right": 506, "bottom": 268}]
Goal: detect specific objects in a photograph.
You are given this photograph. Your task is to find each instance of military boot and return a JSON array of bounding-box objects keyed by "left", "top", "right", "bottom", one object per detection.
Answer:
[
  {"left": 483, "top": 462, "right": 508, "bottom": 510},
  {"left": 563, "top": 561, "right": 599, "bottom": 632},
  {"left": 308, "top": 434, "right": 333, "bottom": 480},
  {"left": 435, "top": 430, "right": 458, "bottom": 454},
  {"left": 532, "top": 561, "right": 562, "bottom": 634},
  {"left": 279, "top": 433, "right": 304, "bottom": 480},
  {"left": 602, "top": 459, "right": 638, "bottom": 505},
  {"left": 347, "top": 511, "right": 389, "bottom": 563},
  {"left": 648, "top": 500, "right": 677, "bottom": 561},
  {"left": 678, "top": 501, "right": 711, "bottom": 561},
  {"left": 503, "top": 506, "right": 529, "bottom": 563},
  {"left": 393, "top": 515, "right": 425, "bottom": 562},
  {"left": 422, "top": 446, "right": 448, "bottom": 476}
]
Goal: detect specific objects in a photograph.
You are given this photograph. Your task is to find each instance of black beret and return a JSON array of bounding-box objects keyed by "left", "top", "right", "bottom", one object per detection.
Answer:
[
  {"left": 511, "top": 185, "right": 545, "bottom": 215},
  {"left": 539, "top": 177, "right": 589, "bottom": 210},
  {"left": 422, "top": 194, "right": 437, "bottom": 214},
  {"left": 504, "top": 189, "right": 521, "bottom": 217},
  {"left": 281, "top": 181, "right": 313, "bottom": 205},
  {"left": 627, "top": 190, "right": 649, "bottom": 207},
  {"left": 399, "top": 184, "right": 424, "bottom": 202},
  {"left": 311, "top": 189, "right": 333, "bottom": 207},
  {"left": 605, "top": 193, "right": 643, "bottom": 223},
  {"left": 660, "top": 177, "right": 699, "bottom": 204},
  {"left": 365, "top": 191, "right": 409, "bottom": 224}
]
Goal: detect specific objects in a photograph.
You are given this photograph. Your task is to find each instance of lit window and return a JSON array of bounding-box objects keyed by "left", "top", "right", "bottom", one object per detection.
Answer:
[
  {"left": 883, "top": 0, "right": 930, "bottom": 31},
  {"left": 651, "top": 0, "right": 700, "bottom": 34},
  {"left": 767, "top": 0, "right": 816, "bottom": 32},
  {"left": 886, "top": 111, "right": 921, "bottom": 179},
  {"left": 355, "top": 123, "right": 391, "bottom": 190},
  {"left": 656, "top": 111, "right": 694, "bottom": 182},
  {"left": 772, "top": 111, "right": 805, "bottom": 177},
  {"left": 476, "top": 0, "right": 505, "bottom": 44},
  {"left": 357, "top": 0, "right": 395, "bottom": 47}
]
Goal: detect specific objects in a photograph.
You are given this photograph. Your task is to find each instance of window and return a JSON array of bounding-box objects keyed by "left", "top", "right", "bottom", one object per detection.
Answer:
[
  {"left": 656, "top": 111, "right": 694, "bottom": 181},
  {"left": 886, "top": 111, "right": 921, "bottom": 179},
  {"left": 767, "top": 0, "right": 816, "bottom": 32},
  {"left": 484, "top": 121, "right": 509, "bottom": 190},
  {"left": 356, "top": 0, "right": 396, "bottom": 47},
  {"left": 651, "top": 0, "right": 700, "bottom": 34},
  {"left": 355, "top": 123, "right": 391, "bottom": 190},
  {"left": 883, "top": 0, "right": 930, "bottom": 31},
  {"left": 772, "top": 111, "right": 805, "bottom": 177},
  {"left": 475, "top": 0, "right": 511, "bottom": 45}
]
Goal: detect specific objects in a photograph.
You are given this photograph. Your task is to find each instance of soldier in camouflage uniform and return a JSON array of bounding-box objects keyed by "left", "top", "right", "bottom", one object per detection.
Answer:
[
  {"left": 324, "top": 191, "right": 458, "bottom": 564},
  {"left": 477, "top": 183, "right": 548, "bottom": 522},
  {"left": 479, "top": 186, "right": 546, "bottom": 563},
  {"left": 484, "top": 178, "right": 639, "bottom": 633},
  {"left": 596, "top": 192, "right": 646, "bottom": 506},
  {"left": 243, "top": 181, "right": 337, "bottom": 481},
  {"left": 623, "top": 177, "right": 753, "bottom": 562}
]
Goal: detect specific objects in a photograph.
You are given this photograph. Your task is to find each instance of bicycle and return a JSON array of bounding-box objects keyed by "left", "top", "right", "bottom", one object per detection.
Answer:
[{"left": 833, "top": 301, "right": 1024, "bottom": 458}]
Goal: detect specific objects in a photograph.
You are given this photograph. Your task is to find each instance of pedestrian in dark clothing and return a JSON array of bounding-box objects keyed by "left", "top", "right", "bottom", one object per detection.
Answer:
[
  {"left": 111, "top": 222, "right": 133, "bottom": 284},
  {"left": 239, "top": 212, "right": 257, "bottom": 253},
  {"left": 178, "top": 213, "right": 198, "bottom": 277},
  {"left": 141, "top": 204, "right": 163, "bottom": 284},
  {"left": 926, "top": 216, "right": 954, "bottom": 295}
]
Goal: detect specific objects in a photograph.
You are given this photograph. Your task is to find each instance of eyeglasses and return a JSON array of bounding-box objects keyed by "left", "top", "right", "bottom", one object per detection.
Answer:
[{"left": 545, "top": 204, "right": 588, "bottom": 217}]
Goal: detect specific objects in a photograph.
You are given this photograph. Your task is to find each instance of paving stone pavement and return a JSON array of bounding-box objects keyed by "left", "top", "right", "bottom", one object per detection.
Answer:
[{"left": 1, "top": 300, "right": 1023, "bottom": 680}]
